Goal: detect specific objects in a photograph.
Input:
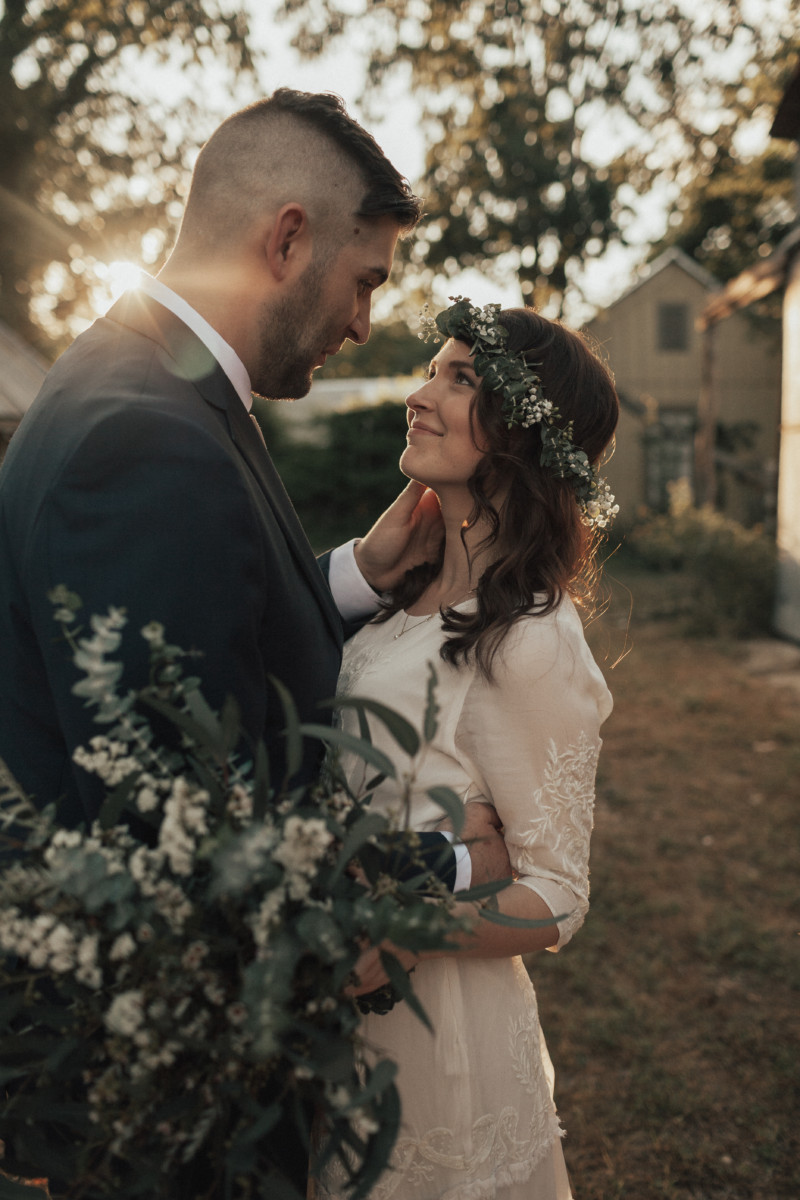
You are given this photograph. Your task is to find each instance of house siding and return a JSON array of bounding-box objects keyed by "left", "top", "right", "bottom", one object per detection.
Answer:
[{"left": 587, "top": 254, "right": 782, "bottom": 526}]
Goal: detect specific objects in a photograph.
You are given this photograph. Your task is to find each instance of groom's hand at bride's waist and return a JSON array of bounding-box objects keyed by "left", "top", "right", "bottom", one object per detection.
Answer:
[
  {"left": 354, "top": 481, "right": 445, "bottom": 592},
  {"left": 444, "top": 801, "right": 512, "bottom": 888}
]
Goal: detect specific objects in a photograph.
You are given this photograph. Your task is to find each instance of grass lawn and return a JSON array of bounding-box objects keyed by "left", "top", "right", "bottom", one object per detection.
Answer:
[{"left": 531, "top": 564, "right": 800, "bottom": 1199}]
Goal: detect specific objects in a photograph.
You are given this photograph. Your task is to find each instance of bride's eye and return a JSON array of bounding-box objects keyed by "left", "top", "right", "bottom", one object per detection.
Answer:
[{"left": 455, "top": 370, "right": 474, "bottom": 387}]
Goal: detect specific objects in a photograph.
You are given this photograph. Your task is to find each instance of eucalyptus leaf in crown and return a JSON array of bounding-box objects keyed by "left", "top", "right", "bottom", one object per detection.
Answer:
[
  {"left": 0, "top": 588, "right": 493, "bottom": 1200},
  {"left": 419, "top": 297, "right": 619, "bottom": 529}
]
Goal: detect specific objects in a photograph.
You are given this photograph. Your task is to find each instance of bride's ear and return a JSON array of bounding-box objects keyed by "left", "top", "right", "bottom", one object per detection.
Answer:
[{"left": 265, "top": 203, "right": 312, "bottom": 281}]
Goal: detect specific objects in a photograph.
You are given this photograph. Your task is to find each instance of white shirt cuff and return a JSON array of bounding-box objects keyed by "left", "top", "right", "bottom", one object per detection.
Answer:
[
  {"left": 439, "top": 830, "right": 473, "bottom": 892},
  {"left": 328, "top": 539, "right": 383, "bottom": 622}
]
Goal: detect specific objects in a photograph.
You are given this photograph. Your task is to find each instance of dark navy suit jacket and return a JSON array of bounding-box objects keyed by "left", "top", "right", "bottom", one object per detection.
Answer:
[{"left": 0, "top": 290, "right": 344, "bottom": 826}]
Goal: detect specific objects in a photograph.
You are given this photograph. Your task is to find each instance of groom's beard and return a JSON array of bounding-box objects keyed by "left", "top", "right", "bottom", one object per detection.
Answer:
[{"left": 253, "top": 259, "right": 334, "bottom": 400}]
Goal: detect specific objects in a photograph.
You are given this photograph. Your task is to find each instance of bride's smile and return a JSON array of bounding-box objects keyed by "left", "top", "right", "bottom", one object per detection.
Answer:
[{"left": 400, "top": 339, "right": 487, "bottom": 493}]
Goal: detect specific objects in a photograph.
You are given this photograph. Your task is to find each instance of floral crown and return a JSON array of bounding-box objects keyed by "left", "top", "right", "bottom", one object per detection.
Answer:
[{"left": 418, "top": 297, "right": 618, "bottom": 530}]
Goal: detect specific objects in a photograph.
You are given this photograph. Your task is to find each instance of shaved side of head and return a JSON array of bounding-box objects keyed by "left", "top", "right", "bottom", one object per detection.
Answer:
[{"left": 174, "top": 90, "right": 422, "bottom": 264}]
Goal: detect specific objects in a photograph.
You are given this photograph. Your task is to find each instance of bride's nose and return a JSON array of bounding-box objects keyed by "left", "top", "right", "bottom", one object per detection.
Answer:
[{"left": 406, "top": 380, "right": 433, "bottom": 413}]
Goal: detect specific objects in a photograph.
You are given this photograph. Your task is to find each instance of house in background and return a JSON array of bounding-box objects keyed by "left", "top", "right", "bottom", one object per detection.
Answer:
[
  {"left": 586, "top": 246, "right": 782, "bottom": 527},
  {"left": 0, "top": 319, "right": 50, "bottom": 462}
]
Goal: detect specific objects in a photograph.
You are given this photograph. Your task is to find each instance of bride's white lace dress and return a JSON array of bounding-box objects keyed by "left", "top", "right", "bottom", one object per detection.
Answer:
[{"left": 320, "top": 597, "right": 612, "bottom": 1200}]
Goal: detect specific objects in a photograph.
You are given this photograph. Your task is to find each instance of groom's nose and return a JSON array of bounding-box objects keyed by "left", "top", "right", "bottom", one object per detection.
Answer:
[{"left": 347, "top": 295, "right": 371, "bottom": 345}]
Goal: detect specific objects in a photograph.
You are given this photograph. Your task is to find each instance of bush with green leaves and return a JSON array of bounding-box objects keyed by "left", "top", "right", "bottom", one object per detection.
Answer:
[{"left": 627, "top": 484, "right": 777, "bottom": 636}]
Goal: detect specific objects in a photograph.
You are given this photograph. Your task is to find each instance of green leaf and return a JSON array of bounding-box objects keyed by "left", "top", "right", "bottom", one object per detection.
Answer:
[
  {"left": 185, "top": 751, "right": 225, "bottom": 809},
  {"left": 379, "top": 951, "right": 432, "bottom": 1031},
  {"left": 231, "top": 1101, "right": 282, "bottom": 1148},
  {"left": 297, "top": 725, "right": 396, "bottom": 780},
  {"left": 139, "top": 693, "right": 226, "bottom": 766},
  {"left": 425, "top": 786, "right": 464, "bottom": 835},
  {"left": 423, "top": 663, "right": 439, "bottom": 742},
  {"left": 477, "top": 907, "right": 565, "bottom": 928},
  {"left": 333, "top": 698, "right": 420, "bottom": 757},
  {"left": 269, "top": 675, "right": 302, "bottom": 781},
  {"left": 347, "top": 1056, "right": 398, "bottom": 1110},
  {"left": 334, "top": 812, "right": 389, "bottom": 879},
  {"left": 456, "top": 878, "right": 514, "bottom": 904},
  {"left": 295, "top": 909, "right": 345, "bottom": 961},
  {"left": 6, "top": 1096, "right": 89, "bottom": 1132},
  {"left": 252, "top": 739, "right": 271, "bottom": 821},
  {"left": 184, "top": 686, "right": 224, "bottom": 749},
  {"left": 348, "top": 1083, "right": 401, "bottom": 1200},
  {"left": 97, "top": 768, "right": 140, "bottom": 830},
  {"left": 219, "top": 693, "right": 243, "bottom": 753}
]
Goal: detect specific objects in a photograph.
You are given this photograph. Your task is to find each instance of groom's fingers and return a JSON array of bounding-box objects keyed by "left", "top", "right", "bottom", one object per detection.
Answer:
[{"left": 384, "top": 480, "right": 438, "bottom": 527}]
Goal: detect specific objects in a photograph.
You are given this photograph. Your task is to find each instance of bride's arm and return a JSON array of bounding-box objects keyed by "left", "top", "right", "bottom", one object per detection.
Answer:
[
  {"left": 434, "top": 884, "right": 559, "bottom": 957},
  {"left": 349, "top": 603, "right": 611, "bottom": 994},
  {"left": 348, "top": 884, "right": 556, "bottom": 996}
]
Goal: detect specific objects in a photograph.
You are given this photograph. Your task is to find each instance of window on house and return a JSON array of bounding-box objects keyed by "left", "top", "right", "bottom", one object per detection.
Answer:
[
  {"left": 657, "top": 303, "right": 690, "bottom": 351},
  {"left": 644, "top": 411, "right": 695, "bottom": 511}
]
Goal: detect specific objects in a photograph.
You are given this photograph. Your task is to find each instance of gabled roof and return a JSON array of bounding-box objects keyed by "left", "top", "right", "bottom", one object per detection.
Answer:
[
  {"left": 0, "top": 320, "right": 50, "bottom": 426},
  {"left": 699, "top": 225, "right": 800, "bottom": 328},
  {"left": 599, "top": 246, "right": 720, "bottom": 312}
]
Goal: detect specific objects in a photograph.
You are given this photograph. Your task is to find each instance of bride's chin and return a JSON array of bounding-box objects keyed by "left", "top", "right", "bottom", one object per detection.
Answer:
[{"left": 399, "top": 447, "right": 420, "bottom": 479}]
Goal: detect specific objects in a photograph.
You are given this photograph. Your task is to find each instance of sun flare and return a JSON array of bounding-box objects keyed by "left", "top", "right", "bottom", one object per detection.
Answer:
[{"left": 96, "top": 260, "right": 144, "bottom": 305}]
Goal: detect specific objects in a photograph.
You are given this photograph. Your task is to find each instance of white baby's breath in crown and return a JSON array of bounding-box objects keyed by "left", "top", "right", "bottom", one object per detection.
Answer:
[{"left": 418, "top": 297, "right": 619, "bottom": 530}]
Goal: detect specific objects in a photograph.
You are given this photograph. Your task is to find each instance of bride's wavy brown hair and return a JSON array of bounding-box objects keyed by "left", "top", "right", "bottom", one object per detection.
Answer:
[{"left": 376, "top": 307, "right": 620, "bottom": 679}]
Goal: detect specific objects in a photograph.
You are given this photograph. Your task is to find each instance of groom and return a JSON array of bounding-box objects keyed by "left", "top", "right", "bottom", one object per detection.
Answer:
[{"left": 0, "top": 90, "right": 507, "bottom": 906}]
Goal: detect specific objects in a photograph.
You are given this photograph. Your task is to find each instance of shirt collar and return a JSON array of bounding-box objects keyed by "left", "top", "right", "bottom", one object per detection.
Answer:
[{"left": 135, "top": 273, "right": 254, "bottom": 411}]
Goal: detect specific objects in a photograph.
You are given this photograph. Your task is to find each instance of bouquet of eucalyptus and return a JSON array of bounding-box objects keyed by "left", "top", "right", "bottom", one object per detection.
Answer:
[{"left": 0, "top": 590, "right": 486, "bottom": 1200}]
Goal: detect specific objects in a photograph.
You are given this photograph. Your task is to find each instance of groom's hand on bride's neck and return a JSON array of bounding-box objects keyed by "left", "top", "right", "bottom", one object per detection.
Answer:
[
  {"left": 354, "top": 481, "right": 445, "bottom": 592},
  {"left": 444, "top": 801, "right": 512, "bottom": 887}
]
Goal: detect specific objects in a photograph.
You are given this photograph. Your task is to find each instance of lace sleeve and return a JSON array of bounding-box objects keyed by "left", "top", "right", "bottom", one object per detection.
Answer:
[{"left": 453, "top": 599, "right": 612, "bottom": 948}]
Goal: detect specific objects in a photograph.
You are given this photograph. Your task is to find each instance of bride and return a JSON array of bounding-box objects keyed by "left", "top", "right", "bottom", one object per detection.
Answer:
[{"left": 322, "top": 298, "right": 619, "bottom": 1200}]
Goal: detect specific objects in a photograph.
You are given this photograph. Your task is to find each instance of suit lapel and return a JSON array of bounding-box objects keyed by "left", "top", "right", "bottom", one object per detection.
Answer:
[
  {"left": 106, "top": 290, "right": 342, "bottom": 646},
  {"left": 225, "top": 394, "right": 343, "bottom": 643}
]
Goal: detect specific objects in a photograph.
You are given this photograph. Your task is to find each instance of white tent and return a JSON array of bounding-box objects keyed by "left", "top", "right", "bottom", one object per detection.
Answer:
[{"left": 0, "top": 320, "right": 50, "bottom": 452}]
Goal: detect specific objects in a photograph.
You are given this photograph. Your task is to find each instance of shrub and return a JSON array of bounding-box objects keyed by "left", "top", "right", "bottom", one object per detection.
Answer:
[
  {"left": 265, "top": 401, "right": 410, "bottom": 552},
  {"left": 627, "top": 481, "right": 777, "bottom": 637}
]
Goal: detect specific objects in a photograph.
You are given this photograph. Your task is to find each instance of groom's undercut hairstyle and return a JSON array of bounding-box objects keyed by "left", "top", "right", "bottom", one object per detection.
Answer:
[
  {"left": 177, "top": 88, "right": 423, "bottom": 259},
  {"left": 265, "top": 89, "right": 423, "bottom": 229}
]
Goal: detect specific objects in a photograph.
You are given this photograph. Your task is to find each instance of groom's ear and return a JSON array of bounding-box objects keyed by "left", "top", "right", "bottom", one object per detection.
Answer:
[{"left": 266, "top": 203, "right": 312, "bottom": 281}]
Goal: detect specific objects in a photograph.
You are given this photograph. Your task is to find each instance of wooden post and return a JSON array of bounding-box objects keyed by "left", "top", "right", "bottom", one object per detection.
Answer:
[
  {"left": 774, "top": 248, "right": 800, "bottom": 641},
  {"left": 695, "top": 321, "right": 717, "bottom": 508}
]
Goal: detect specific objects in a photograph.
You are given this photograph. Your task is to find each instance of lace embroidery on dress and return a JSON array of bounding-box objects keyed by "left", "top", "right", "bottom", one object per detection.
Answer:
[
  {"left": 321, "top": 981, "right": 563, "bottom": 1200},
  {"left": 336, "top": 637, "right": 388, "bottom": 700},
  {"left": 511, "top": 732, "right": 600, "bottom": 943}
]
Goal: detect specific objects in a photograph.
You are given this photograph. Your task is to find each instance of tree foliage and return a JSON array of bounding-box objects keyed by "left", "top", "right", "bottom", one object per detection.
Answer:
[
  {"left": 315, "top": 319, "right": 431, "bottom": 379},
  {"left": 0, "top": 0, "right": 254, "bottom": 352},
  {"left": 280, "top": 0, "right": 800, "bottom": 314},
  {"left": 651, "top": 47, "right": 799, "bottom": 287}
]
